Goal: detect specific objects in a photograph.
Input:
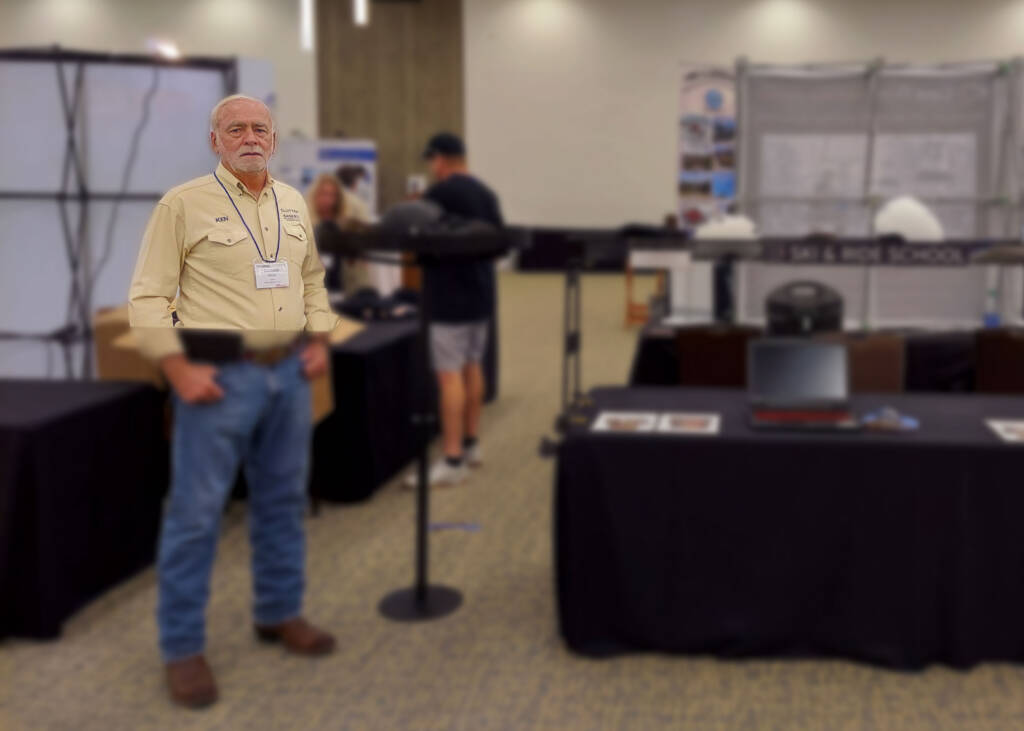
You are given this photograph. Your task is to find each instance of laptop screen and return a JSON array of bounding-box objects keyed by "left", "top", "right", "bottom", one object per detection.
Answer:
[{"left": 748, "top": 340, "right": 848, "bottom": 405}]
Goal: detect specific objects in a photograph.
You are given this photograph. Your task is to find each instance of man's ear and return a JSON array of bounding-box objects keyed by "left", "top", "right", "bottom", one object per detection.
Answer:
[
  {"left": 210, "top": 130, "right": 219, "bottom": 154},
  {"left": 270, "top": 130, "right": 278, "bottom": 158}
]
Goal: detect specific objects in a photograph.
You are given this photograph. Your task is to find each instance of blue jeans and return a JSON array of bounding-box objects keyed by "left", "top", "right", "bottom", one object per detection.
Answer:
[{"left": 157, "top": 354, "right": 311, "bottom": 662}]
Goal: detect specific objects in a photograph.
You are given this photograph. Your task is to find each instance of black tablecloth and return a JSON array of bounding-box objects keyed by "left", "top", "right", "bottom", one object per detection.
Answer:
[
  {"left": 556, "top": 386, "right": 1024, "bottom": 669},
  {"left": 629, "top": 327, "right": 976, "bottom": 392},
  {"left": 628, "top": 327, "right": 681, "bottom": 386},
  {"left": 310, "top": 321, "right": 498, "bottom": 503},
  {"left": 902, "top": 331, "right": 976, "bottom": 392},
  {"left": 0, "top": 380, "right": 168, "bottom": 640},
  {"left": 312, "top": 323, "right": 425, "bottom": 503}
]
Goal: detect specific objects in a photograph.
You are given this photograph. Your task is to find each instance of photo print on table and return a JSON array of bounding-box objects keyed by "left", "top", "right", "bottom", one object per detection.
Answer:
[
  {"left": 657, "top": 412, "right": 721, "bottom": 436},
  {"left": 986, "top": 419, "right": 1024, "bottom": 444},
  {"left": 591, "top": 411, "right": 659, "bottom": 433}
]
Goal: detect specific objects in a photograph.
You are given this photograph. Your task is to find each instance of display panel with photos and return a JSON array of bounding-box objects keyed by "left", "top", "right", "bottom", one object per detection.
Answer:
[{"left": 678, "top": 66, "right": 736, "bottom": 230}]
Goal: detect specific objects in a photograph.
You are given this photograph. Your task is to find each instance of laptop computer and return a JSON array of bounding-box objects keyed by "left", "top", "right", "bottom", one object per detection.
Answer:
[{"left": 747, "top": 339, "right": 860, "bottom": 431}]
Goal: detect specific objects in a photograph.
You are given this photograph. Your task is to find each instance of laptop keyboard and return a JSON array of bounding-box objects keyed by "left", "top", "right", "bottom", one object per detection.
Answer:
[{"left": 752, "top": 410, "right": 854, "bottom": 424}]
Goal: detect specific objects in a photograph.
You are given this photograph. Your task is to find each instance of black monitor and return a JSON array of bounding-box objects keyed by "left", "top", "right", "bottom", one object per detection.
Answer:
[{"left": 748, "top": 339, "right": 849, "bottom": 409}]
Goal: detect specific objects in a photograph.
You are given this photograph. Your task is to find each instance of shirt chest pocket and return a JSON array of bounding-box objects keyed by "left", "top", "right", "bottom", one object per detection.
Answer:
[
  {"left": 199, "top": 227, "right": 257, "bottom": 276},
  {"left": 283, "top": 222, "right": 308, "bottom": 267}
]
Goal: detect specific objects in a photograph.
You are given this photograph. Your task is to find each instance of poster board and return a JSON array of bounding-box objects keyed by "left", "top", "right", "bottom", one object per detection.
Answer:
[
  {"left": 678, "top": 65, "right": 736, "bottom": 229},
  {"left": 275, "top": 138, "right": 378, "bottom": 217}
]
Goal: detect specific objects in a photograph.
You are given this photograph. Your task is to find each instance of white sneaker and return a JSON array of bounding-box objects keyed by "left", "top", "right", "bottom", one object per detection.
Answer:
[
  {"left": 404, "top": 458, "right": 469, "bottom": 488},
  {"left": 465, "top": 442, "right": 483, "bottom": 468}
]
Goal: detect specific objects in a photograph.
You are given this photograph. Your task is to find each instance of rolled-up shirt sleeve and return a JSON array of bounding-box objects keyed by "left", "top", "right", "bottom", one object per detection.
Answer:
[
  {"left": 302, "top": 208, "right": 339, "bottom": 335},
  {"left": 128, "top": 200, "right": 186, "bottom": 361}
]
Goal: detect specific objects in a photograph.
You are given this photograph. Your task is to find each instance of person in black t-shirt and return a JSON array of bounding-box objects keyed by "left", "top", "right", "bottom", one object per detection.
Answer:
[{"left": 414, "top": 132, "right": 504, "bottom": 487}]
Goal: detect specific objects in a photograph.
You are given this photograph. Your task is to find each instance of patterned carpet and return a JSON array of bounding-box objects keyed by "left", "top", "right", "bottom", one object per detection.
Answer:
[{"left": 4, "top": 272, "right": 1024, "bottom": 730}]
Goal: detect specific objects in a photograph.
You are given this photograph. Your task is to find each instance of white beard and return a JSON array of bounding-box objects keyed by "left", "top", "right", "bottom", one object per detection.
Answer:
[{"left": 229, "top": 151, "right": 269, "bottom": 173}]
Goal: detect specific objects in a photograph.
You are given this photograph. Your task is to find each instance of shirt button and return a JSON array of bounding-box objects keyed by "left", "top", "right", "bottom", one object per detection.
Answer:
[{"left": 265, "top": 226, "right": 269, "bottom": 231}]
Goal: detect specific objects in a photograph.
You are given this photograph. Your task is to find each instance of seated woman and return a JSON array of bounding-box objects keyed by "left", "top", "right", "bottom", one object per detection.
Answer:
[{"left": 306, "top": 173, "right": 372, "bottom": 294}]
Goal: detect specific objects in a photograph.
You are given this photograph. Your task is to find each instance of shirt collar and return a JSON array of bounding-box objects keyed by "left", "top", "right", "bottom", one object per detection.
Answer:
[{"left": 215, "top": 162, "right": 275, "bottom": 199}]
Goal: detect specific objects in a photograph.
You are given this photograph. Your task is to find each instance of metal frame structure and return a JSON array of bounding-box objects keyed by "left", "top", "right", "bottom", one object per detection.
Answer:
[
  {"left": 735, "top": 57, "right": 1022, "bottom": 232},
  {"left": 734, "top": 57, "right": 1024, "bottom": 329},
  {"left": 0, "top": 47, "right": 237, "bottom": 378}
]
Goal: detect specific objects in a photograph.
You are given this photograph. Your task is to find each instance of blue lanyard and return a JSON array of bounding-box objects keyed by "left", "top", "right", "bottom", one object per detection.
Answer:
[{"left": 214, "top": 172, "right": 281, "bottom": 263}]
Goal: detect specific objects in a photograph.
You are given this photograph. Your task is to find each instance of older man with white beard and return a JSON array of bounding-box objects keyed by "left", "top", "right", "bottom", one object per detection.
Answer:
[{"left": 129, "top": 95, "right": 337, "bottom": 709}]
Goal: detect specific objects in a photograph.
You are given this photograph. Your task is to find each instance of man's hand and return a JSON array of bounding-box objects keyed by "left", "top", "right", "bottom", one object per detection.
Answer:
[
  {"left": 300, "top": 339, "right": 329, "bottom": 380},
  {"left": 160, "top": 354, "right": 224, "bottom": 404}
]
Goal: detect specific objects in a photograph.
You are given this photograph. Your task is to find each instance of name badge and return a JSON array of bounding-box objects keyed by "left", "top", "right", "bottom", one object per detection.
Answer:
[{"left": 254, "top": 261, "right": 289, "bottom": 289}]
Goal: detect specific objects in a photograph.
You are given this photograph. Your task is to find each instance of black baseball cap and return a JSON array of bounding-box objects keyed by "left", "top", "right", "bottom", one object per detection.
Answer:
[{"left": 422, "top": 132, "right": 466, "bottom": 159}]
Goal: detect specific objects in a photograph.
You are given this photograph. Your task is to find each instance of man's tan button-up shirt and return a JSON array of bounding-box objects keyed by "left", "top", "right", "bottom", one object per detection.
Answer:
[{"left": 129, "top": 163, "right": 337, "bottom": 360}]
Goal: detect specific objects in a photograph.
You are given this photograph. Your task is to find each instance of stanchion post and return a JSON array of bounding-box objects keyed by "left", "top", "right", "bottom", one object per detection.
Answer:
[{"left": 378, "top": 249, "right": 462, "bottom": 622}]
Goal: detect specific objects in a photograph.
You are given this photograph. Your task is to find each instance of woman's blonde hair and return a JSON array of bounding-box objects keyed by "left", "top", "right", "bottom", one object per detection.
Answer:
[{"left": 306, "top": 173, "right": 346, "bottom": 226}]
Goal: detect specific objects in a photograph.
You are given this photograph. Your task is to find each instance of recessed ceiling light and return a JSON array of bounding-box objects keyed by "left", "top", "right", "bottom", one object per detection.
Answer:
[
  {"left": 146, "top": 38, "right": 181, "bottom": 60},
  {"left": 354, "top": 0, "right": 370, "bottom": 26}
]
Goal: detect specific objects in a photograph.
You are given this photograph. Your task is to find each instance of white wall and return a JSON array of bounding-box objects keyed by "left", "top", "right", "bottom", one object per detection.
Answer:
[
  {"left": 7, "top": 0, "right": 1024, "bottom": 227},
  {"left": 464, "top": 0, "right": 1024, "bottom": 226},
  {"left": 0, "top": 0, "right": 316, "bottom": 138}
]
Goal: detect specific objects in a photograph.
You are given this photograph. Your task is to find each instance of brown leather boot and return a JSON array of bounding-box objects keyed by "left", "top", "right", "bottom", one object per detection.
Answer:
[
  {"left": 254, "top": 617, "right": 336, "bottom": 656},
  {"left": 165, "top": 655, "right": 218, "bottom": 709}
]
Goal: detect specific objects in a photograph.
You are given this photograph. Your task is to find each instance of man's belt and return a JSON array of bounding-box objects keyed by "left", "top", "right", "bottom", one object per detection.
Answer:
[
  {"left": 243, "top": 339, "right": 303, "bottom": 366},
  {"left": 180, "top": 330, "right": 303, "bottom": 365}
]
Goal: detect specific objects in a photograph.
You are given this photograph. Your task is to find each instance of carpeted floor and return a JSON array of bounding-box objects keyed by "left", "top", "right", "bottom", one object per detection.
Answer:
[{"left": 4, "top": 272, "right": 1024, "bottom": 730}]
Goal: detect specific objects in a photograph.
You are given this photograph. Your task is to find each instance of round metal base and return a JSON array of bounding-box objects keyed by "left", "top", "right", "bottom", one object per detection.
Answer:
[{"left": 378, "top": 585, "right": 463, "bottom": 622}]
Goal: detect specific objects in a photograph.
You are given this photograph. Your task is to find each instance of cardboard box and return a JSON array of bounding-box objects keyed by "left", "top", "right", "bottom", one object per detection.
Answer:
[
  {"left": 317, "top": 315, "right": 365, "bottom": 424},
  {"left": 93, "top": 305, "right": 364, "bottom": 425},
  {"left": 94, "top": 305, "right": 165, "bottom": 388},
  {"left": 309, "top": 361, "right": 334, "bottom": 424}
]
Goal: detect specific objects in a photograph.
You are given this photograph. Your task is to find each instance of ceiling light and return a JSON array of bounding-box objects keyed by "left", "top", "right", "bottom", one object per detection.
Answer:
[
  {"left": 301, "top": 0, "right": 315, "bottom": 51},
  {"left": 146, "top": 38, "right": 181, "bottom": 60},
  {"left": 354, "top": 0, "right": 370, "bottom": 27}
]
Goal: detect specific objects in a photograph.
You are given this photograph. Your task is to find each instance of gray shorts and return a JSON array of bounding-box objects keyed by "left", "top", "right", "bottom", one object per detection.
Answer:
[{"left": 430, "top": 321, "right": 489, "bottom": 372}]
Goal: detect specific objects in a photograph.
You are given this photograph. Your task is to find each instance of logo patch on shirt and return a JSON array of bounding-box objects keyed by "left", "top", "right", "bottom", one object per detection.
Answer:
[
  {"left": 215, "top": 216, "right": 229, "bottom": 223},
  {"left": 281, "top": 208, "right": 302, "bottom": 223}
]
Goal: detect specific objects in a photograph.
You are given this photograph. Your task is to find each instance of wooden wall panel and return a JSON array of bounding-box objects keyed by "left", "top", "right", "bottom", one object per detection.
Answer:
[{"left": 317, "top": 0, "right": 464, "bottom": 211}]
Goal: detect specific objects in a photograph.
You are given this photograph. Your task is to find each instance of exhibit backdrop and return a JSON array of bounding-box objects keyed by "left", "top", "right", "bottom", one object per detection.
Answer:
[
  {"left": 675, "top": 59, "right": 1024, "bottom": 329},
  {"left": 274, "top": 138, "right": 378, "bottom": 216},
  {"left": 0, "top": 57, "right": 231, "bottom": 378},
  {"left": 678, "top": 65, "right": 737, "bottom": 230}
]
